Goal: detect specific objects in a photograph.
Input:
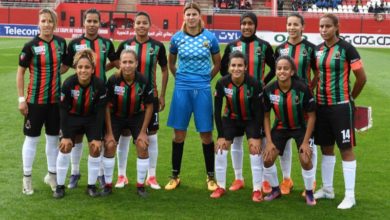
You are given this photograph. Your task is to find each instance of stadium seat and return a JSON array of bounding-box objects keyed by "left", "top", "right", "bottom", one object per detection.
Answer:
[{"left": 308, "top": 8, "right": 313, "bottom": 12}]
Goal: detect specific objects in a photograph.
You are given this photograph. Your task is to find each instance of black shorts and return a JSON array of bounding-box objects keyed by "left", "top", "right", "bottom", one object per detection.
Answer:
[
  {"left": 147, "top": 98, "right": 159, "bottom": 133},
  {"left": 314, "top": 103, "right": 356, "bottom": 149},
  {"left": 111, "top": 113, "right": 144, "bottom": 143},
  {"left": 65, "top": 115, "right": 103, "bottom": 142},
  {"left": 23, "top": 103, "right": 60, "bottom": 137},
  {"left": 271, "top": 128, "right": 307, "bottom": 155},
  {"left": 222, "top": 117, "right": 261, "bottom": 141}
]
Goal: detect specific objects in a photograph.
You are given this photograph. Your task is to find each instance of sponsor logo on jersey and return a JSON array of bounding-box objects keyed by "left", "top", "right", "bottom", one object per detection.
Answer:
[
  {"left": 224, "top": 87, "right": 233, "bottom": 97},
  {"left": 114, "top": 86, "right": 125, "bottom": 96},
  {"left": 125, "top": 45, "right": 136, "bottom": 51},
  {"left": 33, "top": 46, "right": 46, "bottom": 55},
  {"left": 71, "top": 89, "right": 80, "bottom": 99},
  {"left": 270, "top": 94, "right": 280, "bottom": 103},
  {"left": 280, "top": 48, "right": 289, "bottom": 56},
  {"left": 232, "top": 46, "right": 242, "bottom": 52},
  {"left": 75, "top": 44, "right": 88, "bottom": 52}
]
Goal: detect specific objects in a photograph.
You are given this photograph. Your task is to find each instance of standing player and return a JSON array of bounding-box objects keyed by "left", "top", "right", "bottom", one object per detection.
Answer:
[
  {"left": 212, "top": 51, "right": 264, "bottom": 202},
  {"left": 262, "top": 56, "right": 316, "bottom": 205},
  {"left": 274, "top": 13, "right": 318, "bottom": 195},
  {"left": 104, "top": 49, "right": 154, "bottom": 197},
  {"left": 313, "top": 14, "right": 367, "bottom": 209},
  {"left": 165, "top": 2, "right": 221, "bottom": 191},
  {"left": 16, "top": 8, "right": 67, "bottom": 195},
  {"left": 53, "top": 49, "right": 107, "bottom": 198},
  {"left": 62, "top": 8, "right": 116, "bottom": 189},
  {"left": 220, "top": 12, "right": 275, "bottom": 193},
  {"left": 113, "top": 11, "right": 168, "bottom": 190}
]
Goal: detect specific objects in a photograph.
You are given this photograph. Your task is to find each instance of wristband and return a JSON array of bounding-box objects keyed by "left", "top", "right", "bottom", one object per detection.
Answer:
[{"left": 18, "top": 96, "right": 26, "bottom": 103}]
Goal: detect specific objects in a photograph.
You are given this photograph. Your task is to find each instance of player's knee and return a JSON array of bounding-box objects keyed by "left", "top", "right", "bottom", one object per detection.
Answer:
[
  {"left": 104, "top": 141, "right": 117, "bottom": 158},
  {"left": 89, "top": 141, "right": 101, "bottom": 157},
  {"left": 200, "top": 132, "right": 213, "bottom": 144},
  {"left": 137, "top": 147, "right": 149, "bottom": 159}
]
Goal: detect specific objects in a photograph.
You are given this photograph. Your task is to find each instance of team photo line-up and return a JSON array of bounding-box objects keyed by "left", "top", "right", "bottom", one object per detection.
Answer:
[{"left": 16, "top": 2, "right": 367, "bottom": 209}]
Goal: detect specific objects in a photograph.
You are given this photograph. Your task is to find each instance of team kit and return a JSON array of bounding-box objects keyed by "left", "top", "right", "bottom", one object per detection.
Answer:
[{"left": 16, "top": 3, "right": 367, "bottom": 210}]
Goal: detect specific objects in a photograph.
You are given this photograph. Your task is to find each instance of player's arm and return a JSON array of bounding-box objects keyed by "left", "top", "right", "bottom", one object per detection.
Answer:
[
  {"left": 159, "top": 65, "right": 169, "bottom": 112},
  {"left": 60, "top": 64, "right": 70, "bottom": 74},
  {"left": 351, "top": 66, "right": 367, "bottom": 100},
  {"left": 210, "top": 52, "right": 221, "bottom": 80},
  {"left": 168, "top": 53, "right": 177, "bottom": 77},
  {"left": 16, "top": 66, "right": 28, "bottom": 116},
  {"left": 137, "top": 102, "right": 153, "bottom": 147},
  {"left": 263, "top": 44, "right": 276, "bottom": 85}
]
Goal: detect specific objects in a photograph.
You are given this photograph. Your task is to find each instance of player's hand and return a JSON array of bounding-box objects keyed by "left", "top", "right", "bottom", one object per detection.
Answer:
[
  {"left": 159, "top": 96, "right": 165, "bottom": 112},
  {"left": 299, "top": 142, "right": 312, "bottom": 164},
  {"left": 262, "top": 141, "right": 276, "bottom": 162},
  {"left": 18, "top": 101, "right": 28, "bottom": 116},
  {"left": 59, "top": 138, "right": 73, "bottom": 152},
  {"left": 136, "top": 132, "right": 149, "bottom": 150},
  {"left": 249, "top": 142, "right": 261, "bottom": 156},
  {"left": 215, "top": 138, "right": 227, "bottom": 154}
]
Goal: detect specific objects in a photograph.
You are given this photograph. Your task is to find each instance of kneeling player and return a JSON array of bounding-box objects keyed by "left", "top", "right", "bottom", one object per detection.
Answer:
[
  {"left": 262, "top": 56, "right": 316, "bottom": 205},
  {"left": 54, "top": 49, "right": 107, "bottom": 198},
  {"left": 104, "top": 49, "right": 153, "bottom": 197},
  {"left": 211, "top": 51, "right": 264, "bottom": 202}
]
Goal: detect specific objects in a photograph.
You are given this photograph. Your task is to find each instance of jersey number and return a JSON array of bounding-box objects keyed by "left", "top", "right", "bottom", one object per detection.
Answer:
[{"left": 341, "top": 129, "right": 351, "bottom": 141}]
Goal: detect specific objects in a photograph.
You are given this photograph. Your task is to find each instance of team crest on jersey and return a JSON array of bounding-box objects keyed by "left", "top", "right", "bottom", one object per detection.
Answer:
[
  {"left": 75, "top": 44, "right": 88, "bottom": 52},
  {"left": 316, "top": 51, "right": 323, "bottom": 58},
  {"left": 149, "top": 48, "right": 155, "bottom": 55},
  {"left": 114, "top": 86, "right": 125, "bottom": 96},
  {"left": 280, "top": 48, "right": 289, "bottom": 56},
  {"left": 224, "top": 87, "right": 233, "bottom": 97},
  {"left": 334, "top": 51, "right": 341, "bottom": 59},
  {"left": 125, "top": 45, "right": 136, "bottom": 51},
  {"left": 60, "top": 92, "right": 65, "bottom": 102},
  {"left": 302, "top": 49, "right": 308, "bottom": 56},
  {"left": 202, "top": 40, "right": 210, "bottom": 49},
  {"left": 71, "top": 89, "right": 80, "bottom": 99},
  {"left": 33, "top": 46, "right": 46, "bottom": 55},
  {"left": 232, "top": 46, "right": 242, "bottom": 52},
  {"left": 256, "top": 48, "right": 262, "bottom": 56},
  {"left": 270, "top": 94, "right": 280, "bottom": 104},
  {"left": 101, "top": 44, "right": 107, "bottom": 53},
  {"left": 246, "top": 89, "right": 253, "bottom": 98},
  {"left": 137, "top": 87, "right": 144, "bottom": 96},
  {"left": 295, "top": 96, "right": 300, "bottom": 104}
]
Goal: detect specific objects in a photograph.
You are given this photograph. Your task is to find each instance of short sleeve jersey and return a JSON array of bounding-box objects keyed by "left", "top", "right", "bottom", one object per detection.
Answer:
[
  {"left": 315, "top": 39, "right": 362, "bottom": 106},
  {"left": 264, "top": 79, "right": 316, "bottom": 130},
  {"left": 221, "top": 36, "right": 275, "bottom": 83},
  {"left": 169, "top": 29, "right": 220, "bottom": 89},
  {"left": 60, "top": 74, "right": 107, "bottom": 116},
  {"left": 215, "top": 74, "right": 263, "bottom": 121},
  {"left": 19, "top": 35, "right": 67, "bottom": 104},
  {"left": 65, "top": 35, "right": 116, "bottom": 82},
  {"left": 106, "top": 72, "right": 154, "bottom": 118},
  {"left": 116, "top": 37, "right": 167, "bottom": 96},
  {"left": 274, "top": 39, "right": 317, "bottom": 85}
]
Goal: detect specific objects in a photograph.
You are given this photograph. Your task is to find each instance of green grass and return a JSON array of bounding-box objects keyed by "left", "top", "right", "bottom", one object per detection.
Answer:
[{"left": 0, "top": 38, "right": 389, "bottom": 219}]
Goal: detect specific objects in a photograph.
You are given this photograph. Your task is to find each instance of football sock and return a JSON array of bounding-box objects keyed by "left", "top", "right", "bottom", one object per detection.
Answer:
[
  {"left": 302, "top": 167, "right": 315, "bottom": 191},
  {"left": 280, "top": 139, "right": 292, "bottom": 179},
  {"left": 148, "top": 134, "right": 158, "bottom": 177},
  {"left": 103, "top": 156, "right": 115, "bottom": 184},
  {"left": 56, "top": 152, "right": 70, "bottom": 186},
  {"left": 250, "top": 154, "right": 263, "bottom": 191},
  {"left": 321, "top": 155, "right": 336, "bottom": 191},
  {"left": 70, "top": 143, "right": 83, "bottom": 175},
  {"left": 264, "top": 164, "right": 279, "bottom": 187},
  {"left": 215, "top": 150, "right": 228, "bottom": 189},
  {"left": 342, "top": 160, "right": 356, "bottom": 198},
  {"left": 231, "top": 135, "right": 244, "bottom": 180},
  {"left": 117, "top": 135, "right": 131, "bottom": 177},
  {"left": 22, "top": 136, "right": 39, "bottom": 176},
  {"left": 172, "top": 141, "right": 184, "bottom": 177},
  {"left": 98, "top": 150, "right": 104, "bottom": 176},
  {"left": 45, "top": 134, "right": 59, "bottom": 174},
  {"left": 137, "top": 158, "right": 149, "bottom": 185},
  {"left": 311, "top": 143, "right": 318, "bottom": 180},
  {"left": 202, "top": 142, "right": 215, "bottom": 177},
  {"left": 87, "top": 155, "right": 100, "bottom": 185}
]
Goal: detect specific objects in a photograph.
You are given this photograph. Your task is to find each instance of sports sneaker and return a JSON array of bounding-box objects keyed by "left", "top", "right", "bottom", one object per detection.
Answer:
[
  {"left": 207, "top": 176, "right": 218, "bottom": 191},
  {"left": 22, "top": 176, "right": 34, "bottom": 195},
  {"left": 229, "top": 179, "right": 245, "bottom": 191},
  {"left": 100, "top": 184, "right": 113, "bottom": 197},
  {"left": 137, "top": 184, "right": 148, "bottom": 198},
  {"left": 264, "top": 187, "right": 282, "bottom": 201},
  {"left": 97, "top": 175, "right": 106, "bottom": 189},
  {"left": 115, "top": 175, "right": 128, "bottom": 188},
  {"left": 53, "top": 185, "right": 65, "bottom": 199},
  {"left": 262, "top": 180, "right": 272, "bottom": 194},
  {"left": 44, "top": 172, "right": 57, "bottom": 192},
  {"left": 86, "top": 185, "right": 100, "bottom": 197},
  {"left": 210, "top": 187, "right": 225, "bottom": 199},
  {"left": 302, "top": 181, "right": 317, "bottom": 197},
  {"left": 337, "top": 196, "right": 356, "bottom": 209},
  {"left": 305, "top": 190, "right": 316, "bottom": 206},
  {"left": 145, "top": 176, "right": 161, "bottom": 190},
  {"left": 165, "top": 176, "right": 180, "bottom": 190},
  {"left": 314, "top": 187, "right": 335, "bottom": 199},
  {"left": 252, "top": 190, "right": 263, "bottom": 202},
  {"left": 280, "top": 178, "right": 294, "bottom": 195},
  {"left": 68, "top": 174, "right": 81, "bottom": 189}
]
